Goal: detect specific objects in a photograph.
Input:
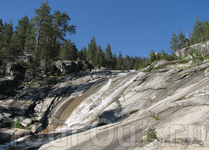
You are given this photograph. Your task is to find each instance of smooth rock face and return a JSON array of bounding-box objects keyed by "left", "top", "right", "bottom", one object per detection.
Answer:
[
  {"left": 175, "top": 40, "right": 209, "bottom": 56},
  {"left": 37, "top": 60, "right": 209, "bottom": 150},
  {"left": 3, "top": 57, "right": 209, "bottom": 149}
]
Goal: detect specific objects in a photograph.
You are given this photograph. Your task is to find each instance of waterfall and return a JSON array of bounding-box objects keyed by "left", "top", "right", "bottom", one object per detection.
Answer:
[{"left": 56, "top": 73, "right": 141, "bottom": 131}]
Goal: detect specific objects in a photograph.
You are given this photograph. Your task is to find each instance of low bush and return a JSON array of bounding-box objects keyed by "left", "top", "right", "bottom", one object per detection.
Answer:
[
  {"left": 130, "top": 110, "right": 139, "bottom": 114},
  {"left": 145, "top": 65, "right": 155, "bottom": 72},
  {"left": 148, "top": 130, "right": 157, "bottom": 142},
  {"left": 13, "top": 121, "right": 25, "bottom": 129}
]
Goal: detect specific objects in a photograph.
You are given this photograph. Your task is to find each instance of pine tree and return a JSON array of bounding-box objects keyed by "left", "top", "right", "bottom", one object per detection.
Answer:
[
  {"left": 105, "top": 43, "right": 112, "bottom": 68},
  {"left": 124, "top": 55, "right": 130, "bottom": 70},
  {"left": 178, "top": 30, "right": 186, "bottom": 49},
  {"left": 203, "top": 20, "right": 209, "bottom": 41},
  {"left": 93, "top": 46, "right": 105, "bottom": 68},
  {"left": 142, "top": 56, "right": 149, "bottom": 68},
  {"left": 0, "top": 19, "right": 5, "bottom": 59},
  {"left": 52, "top": 10, "right": 76, "bottom": 49},
  {"left": 117, "top": 51, "right": 124, "bottom": 70},
  {"left": 0, "top": 19, "right": 3, "bottom": 38},
  {"left": 87, "top": 36, "right": 97, "bottom": 63},
  {"left": 24, "top": 24, "right": 36, "bottom": 53},
  {"left": 133, "top": 56, "right": 140, "bottom": 70},
  {"left": 59, "top": 39, "right": 78, "bottom": 60},
  {"left": 3, "top": 20, "right": 13, "bottom": 46},
  {"left": 82, "top": 46, "right": 87, "bottom": 60},
  {"left": 32, "top": 1, "right": 53, "bottom": 73},
  {"left": 112, "top": 53, "right": 117, "bottom": 70},
  {"left": 149, "top": 49, "right": 156, "bottom": 63},
  {"left": 192, "top": 16, "right": 204, "bottom": 43},
  {"left": 161, "top": 49, "right": 166, "bottom": 60},
  {"left": 13, "top": 15, "right": 30, "bottom": 52},
  {"left": 1, "top": 20, "right": 19, "bottom": 62},
  {"left": 170, "top": 31, "right": 179, "bottom": 53},
  {"left": 33, "top": 1, "right": 52, "bottom": 51},
  {"left": 129, "top": 56, "right": 135, "bottom": 70}
]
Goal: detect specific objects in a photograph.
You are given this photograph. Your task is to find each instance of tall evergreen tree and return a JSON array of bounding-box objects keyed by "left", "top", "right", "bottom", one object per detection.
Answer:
[
  {"left": 0, "top": 19, "right": 3, "bottom": 43},
  {"left": 203, "top": 20, "right": 209, "bottom": 41},
  {"left": 149, "top": 49, "right": 156, "bottom": 63},
  {"left": 112, "top": 53, "right": 117, "bottom": 70},
  {"left": 33, "top": 1, "right": 52, "bottom": 51},
  {"left": 32, "top": 1, "right": 53, "bottom": 73},
  {"left": 161, "top": 49, "right": 166, "bottom": 60},
  {"left": 117, "top": 51, "right": 124, "bottom": 70},
  {"left": 134, "top": 56, "right": 140, "bottom": 70},
  {"left": 178, "top": 30, "right": 186, "bottom": 49},
  {"left": 105, "top": 43, "right": 112, "bottom": 68},
  {"left": 130, "top": 56, "right": 135, "bottom": 69},
  {"left": 87, "top": 36, "right": 97, "bottom": 63},
  {"left": 52, "top": 10, "right": 76, "bottom": 50},
  {"left": 59, "top": 39, "right": 78, "bottom": 60},
  {"left": 0, "top": 19, "right": 4, "bottom": 60},
  {"left": 82, "top": 46, "right": 87, "bottom": 60},
  {"left": 1, "top": 20, "right": 19, "bottom": 62},
  {"left": 192, "top": 16, "right": 204, "bottom": 43},
  {"left": 24, "top": 23, "right": 36, "bottom": 53},
  {"left": 13, "top": 15, "right": 30, "bottom": 52},
  {"left": 170, "top": 31, "right": 179, "bottom": 53},
  {"left": 93, "top": 46, "right": 105, "bottom": 68},
  {"left": 124, "top": 55, "right": 130, "bottom": 70}
]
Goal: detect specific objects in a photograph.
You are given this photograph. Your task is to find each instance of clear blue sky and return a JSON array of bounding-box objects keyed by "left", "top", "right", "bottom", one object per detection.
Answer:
[{"left": 1, "top": 0, "right": 209, "bottom": 58}]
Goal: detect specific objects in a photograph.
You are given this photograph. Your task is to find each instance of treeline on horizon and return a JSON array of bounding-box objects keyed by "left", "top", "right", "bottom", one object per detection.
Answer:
[
  {"left": 170, "top": 16, "right": 209, "bottom": 53},
  {"left": 1, "top": 2, "right": 209, "bottom": 75}
]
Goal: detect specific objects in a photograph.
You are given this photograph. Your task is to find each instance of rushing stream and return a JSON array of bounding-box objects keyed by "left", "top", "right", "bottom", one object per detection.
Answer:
[
  {"left": 3, "top": 72, "right": 142, "bottom": 149},
  {"left": 57, "top": 72, "right": 141, "bottom": 131}
]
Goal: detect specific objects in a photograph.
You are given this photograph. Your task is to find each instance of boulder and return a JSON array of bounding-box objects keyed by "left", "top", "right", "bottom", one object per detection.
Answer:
[
  {"left": 30, "top": 123, "right": 43, "bottom": 134},
  {"left": 0, "top": 117, "right": 13, "bottom": 128},
  {"left": 0, "top": 99, "right": 35, "bottom": 116},
  {"left": 54, "top": 60, "right": 94, "bottom": 73},
  {"left": 0, "top": 77, "right": 16, "bottom": 95},
  {"left": 5, "top": 62, "right": 26, "bottom": 77},
  {"left": 15, "top": 128, "right": 31, "bottom": 138},
  {"left": 20, "top": 118, "right": 32, "bottom": 128}
]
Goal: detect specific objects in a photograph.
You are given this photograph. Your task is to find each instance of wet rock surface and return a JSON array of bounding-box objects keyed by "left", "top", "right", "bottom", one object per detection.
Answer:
[{"left": 2, "top": 58, "right": 209, "bottom": 149}]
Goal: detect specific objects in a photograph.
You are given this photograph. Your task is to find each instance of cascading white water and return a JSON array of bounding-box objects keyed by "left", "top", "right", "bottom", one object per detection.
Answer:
[{"left": 56, "top": 73, "right": 142, "bottom": 131}]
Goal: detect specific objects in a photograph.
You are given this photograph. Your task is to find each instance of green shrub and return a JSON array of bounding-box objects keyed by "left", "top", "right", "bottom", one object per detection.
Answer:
[
  {"left": 155, "top": 63, "right": 167, "bottom": 69},
  {"left": 145, "top": 65, "right": 155, "bottom": 72},
  {"left": 190, "top": 49, "right": 203, "bottom": 65},
  {"left": 151, "top": 115, "right": 159, "bottom": 120},
  {"left": 130, "top": 110, "right": 139, "bottom": 114},
  {"left": 177, "top": 59, "right": 190, "bottom": 64},
  {"left": 83, "top": 64, "right": 89, "bottom": 71},
  {"left": 116, "top": 100, "right": 122, "bottom": 107},
  {"left": 148, "top": 130, "right": 157, "bottom": 142},
  {"left": 13, "top": 121, "right": 25, "bottom": 129}
]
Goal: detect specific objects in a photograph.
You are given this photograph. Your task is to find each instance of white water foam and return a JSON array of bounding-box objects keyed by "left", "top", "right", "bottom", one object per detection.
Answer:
[
  {"left": 56, "top": 73, "right": 142, "bottom": 131},
  {"left": 0, "top": 135, "right": 29, "bottom": 150}
]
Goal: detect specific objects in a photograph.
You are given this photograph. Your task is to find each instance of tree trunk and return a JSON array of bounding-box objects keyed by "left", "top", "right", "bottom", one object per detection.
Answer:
[{"left": 35, "top": 21, "right": 41, "bottom": 51}]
